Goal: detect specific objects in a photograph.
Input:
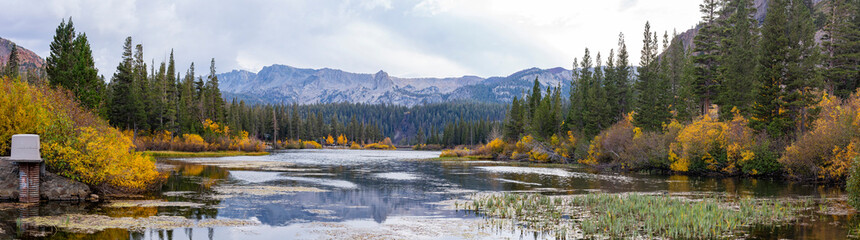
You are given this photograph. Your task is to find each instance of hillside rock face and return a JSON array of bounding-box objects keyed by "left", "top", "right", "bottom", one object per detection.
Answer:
[
  {"left": 0, "top": 37, "right": 45, "bottom": 71},
  {"left": 674, "top": 0, "right": 826, "bottom": 51},
  {"left": 218, "top": 65, "right": 572, "bottom": 106}
]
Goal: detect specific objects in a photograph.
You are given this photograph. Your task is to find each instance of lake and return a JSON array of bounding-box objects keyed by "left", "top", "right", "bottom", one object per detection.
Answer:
[{"left": 6, "top": 149, "right": 857, "bottom": 239}]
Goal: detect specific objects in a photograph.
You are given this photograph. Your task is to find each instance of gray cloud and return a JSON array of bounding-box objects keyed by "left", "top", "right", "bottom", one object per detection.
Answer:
[{"left": 0, "top": 0, "right": 701, "bottom": 79}]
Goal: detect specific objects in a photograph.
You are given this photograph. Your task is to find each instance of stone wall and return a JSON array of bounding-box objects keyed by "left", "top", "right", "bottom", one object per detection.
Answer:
[{"left": 0, "top": 158, "right": 91, "bottom": 201}]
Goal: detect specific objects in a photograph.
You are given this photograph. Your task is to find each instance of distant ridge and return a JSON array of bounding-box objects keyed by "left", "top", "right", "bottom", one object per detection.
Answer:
[
  {"left": 0, "top": 37, "right": 46, "bottom": 72},
  {"left": 217, "top": 65, "right": 574, "bottom": 106}
]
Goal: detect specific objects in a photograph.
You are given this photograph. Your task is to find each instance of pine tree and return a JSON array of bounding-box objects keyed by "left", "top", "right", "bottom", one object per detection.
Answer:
[
  {"left": 584, "top": 52, "right": 608, "bottom": 136},
  {"left": 132, "top": 44, "right": 149, "bottom": 132},
  {"left": 691, "top": 0, "right": 723, "bottom": 115},
  {"left": 823, "top": 0, "right": 860, "bottom": 98},
  {"left": 3, "top": 43, "right": 18, "bottom": 79},
  {"left": 566, "top": 57, "right": 583, "bottom": 132},
  {"left": 613, "top": 33, "right": 633, "bottom": 118},
  {"left": 534, "top": 88, "right": 555, "bottom": 139},
  {"left": 179, "top": 63, "right": 196, "bottom": 133},
  {"left": 165, "top": 50, "right": 178, "bottom": 131},
  {"left": 666, "top": 32, "right": 696, "bottom": 120},
  {"left": 46, "top": 18, "right": 76, "bottom": 89},
  {"left": 784, "top": 0, "right": 820, "bottom": 135},
  {"left": 751, "top": 0, "right": 791, "bottom": 135},
  {"left": 207, "top": 58, "right": 225, "bottom": 122},
  {"left": 577, "top": 50, "right": 595, "bottom": 133},
  {"left": 635, "top": 22, "right": 672, "bottom": 131},
  {"left": 527, "top": 78, "right": 542, "bottom": 118},
  {"left": 503, "top": 97, "right": 525, "bottom": 141},
  {"left": 46, "top": 18, "right": 104, "bottom": 112},
  {"left": 109, "top": 37, "right": 135, "bottom": 130},
  {"left": 715, "top": 0, "right": 759, "bottom": 119},
  {"left": 604, "top": 49, "right": 620, "bottom": 122}
]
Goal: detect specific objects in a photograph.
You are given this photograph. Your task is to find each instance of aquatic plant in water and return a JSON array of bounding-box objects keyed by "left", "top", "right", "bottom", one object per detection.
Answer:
[{"left": 463, "top": 193, "right": 804, "bottom": 239}]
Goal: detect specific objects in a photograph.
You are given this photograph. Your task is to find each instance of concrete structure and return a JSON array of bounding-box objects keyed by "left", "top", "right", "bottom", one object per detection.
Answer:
[{"left": 9, "top": 134, "right": 42, "bottom": 203}]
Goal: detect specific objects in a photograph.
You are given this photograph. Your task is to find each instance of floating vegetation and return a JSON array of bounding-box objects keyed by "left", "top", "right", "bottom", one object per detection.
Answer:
[
  {"left": 176, "top": 160, "right": 300, "bottom": 171},
  {"left": 213, "top": 185, "right": 328, "bottom": 196},
  {"left": 107, "top": 200, "right": 205, "bottom": 208},
  {"left": 145, "top": 151, "right": 269, "bottom": 158},
  {"left": 462, "top": 193, "right": 807, "bottom": 239},
  {"left": 494, "top": 178, "right": 542, "bottom": 186},
  {"left": 372, "top": 172, "right": 420, "bottom": 181},
  {"left": 0, "top": 202, "right": 37, "bottom": 210},
  {"left": 161, "top": 191, "right": 196, "bottom": 197},
  {"left": 20, "top": 214, "right": 258, "bottom": 233},
  {"left": 304, "top": 209, "right": 336, "bottom": 215},
  {"left": 475, "top": 166, "right": 634, "bottom": 183}
]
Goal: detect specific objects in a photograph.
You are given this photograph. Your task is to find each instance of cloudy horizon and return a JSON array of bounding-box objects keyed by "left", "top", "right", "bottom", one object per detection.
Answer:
[{"left": 0, "top": 0, "right": 701, "bottom": 79}]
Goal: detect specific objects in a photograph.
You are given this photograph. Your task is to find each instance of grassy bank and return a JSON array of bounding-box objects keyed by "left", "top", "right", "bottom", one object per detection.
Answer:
[{"left": 144, "top": 151, "right": 269, "bottom": 158}]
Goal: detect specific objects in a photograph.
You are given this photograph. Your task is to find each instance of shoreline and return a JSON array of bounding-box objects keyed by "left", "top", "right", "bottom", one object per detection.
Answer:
[{"left": 143, "top": 151, "right": 270, "bottom": 158}]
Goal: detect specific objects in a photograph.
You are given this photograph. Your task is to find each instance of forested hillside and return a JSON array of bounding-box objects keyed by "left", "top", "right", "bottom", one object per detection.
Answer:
[{"left": 486, "top": 0, "right": 860, "bottom": 187}]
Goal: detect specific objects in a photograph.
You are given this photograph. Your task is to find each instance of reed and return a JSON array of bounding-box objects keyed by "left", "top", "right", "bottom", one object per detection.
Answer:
[{"left": 463, "top": 193, "right": 805, "bottom": 239}]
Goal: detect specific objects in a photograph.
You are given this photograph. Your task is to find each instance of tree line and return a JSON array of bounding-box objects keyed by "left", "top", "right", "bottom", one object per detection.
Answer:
[
  {"left": 504, "top": 0, "right": 859, "bottom": 144},
  {"left": 21, "top": 17, "right": 507, "bottom": 146}
]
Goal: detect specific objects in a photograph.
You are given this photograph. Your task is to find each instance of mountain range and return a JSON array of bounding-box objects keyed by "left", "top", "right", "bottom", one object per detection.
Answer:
[{"left": 217, "top": 65, "right": 573, "bottom": 106}]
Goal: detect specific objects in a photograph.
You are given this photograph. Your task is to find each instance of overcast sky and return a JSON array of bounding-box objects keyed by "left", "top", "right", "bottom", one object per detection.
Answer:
[{"left": 0, "top": 0, "right": 701, "bottom": 78}]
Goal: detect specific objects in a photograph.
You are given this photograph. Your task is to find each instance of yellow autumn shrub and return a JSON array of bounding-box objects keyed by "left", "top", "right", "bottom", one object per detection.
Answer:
[
  {"left": 337, "top": 135, "right": 349, "bottom": 146},
  {"left": 364, "top": 137, "right": 396, "bottom": 150},
  {"left": 181, "top": 134, "right": 208, "bottom": 152},
  {"left": 303, "top": 140, "right": 323, "bottom": 149},
  {"left": 669, "top": 115, "right": 725, "bottom": 172},
  {"left": 44, "top": 127, "right": 163, "bottom": 192},
  {"left": 669, "top": 109, "right": 758, "bottom": 174},
  {"left": 473, "top": 138, "right": 505, "bottom": 157},
  {"left": 0, "top": 77, "right": 164, "bottom": 193},
  {"left": 782, "top": 92, "right": 860, "bottom": 181}
]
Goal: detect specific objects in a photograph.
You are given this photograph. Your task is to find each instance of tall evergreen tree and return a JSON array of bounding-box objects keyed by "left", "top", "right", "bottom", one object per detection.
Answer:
[
  {"left": 3, "top": 43, "right": 18, "bottom": 79},
  {"left": 71, "top": 33, "right": 103, "bottom": 112},
  {"left": 822, "top": 0, "right": 860, "bottom": 98},
  {"left": 584, "top": 52, "right": 609, "bottom": 136},
  {"left": 46, "top": 18, "right": 76, "bottom": 89},
  {"left": 716, "top": 0, "right": 759, "bottom": 119},
  {"left": 566, "top": 58, "right": 583, "bottom": 132},
  {"left": 784, "top": 0, "right": 820, "bottom": 135},
  {"left": 207, "top": 58, "right": 225, "bottom": 122},
  {"left": 109, "top": 37, "right": 135, "bottom": 130},
  {"left": 527, "top": 78, "right": 542, "bottom": 118},
  {"left": 635, "top": 22, "right": 672, "bottom": 131},
  {"left": 577, "top": 50, "right": 595, "bottom": 133},
  {"left": 691, "top": 0, "right": 723, "bottom": 115},
  {"left": 165, "top": 50, "right": 178, "bottom": 131},
  {"left": 613, "top": 34, "right": 633, "bottom": 118},
  {"left": 46, "top": 17, "right": 104, "bottom": 111},
  {"left": 751, "top": 0, "right": 791, "bottom": 136},
  {"left": 132, "top": 44, "right": 149, "bottom": 132}
]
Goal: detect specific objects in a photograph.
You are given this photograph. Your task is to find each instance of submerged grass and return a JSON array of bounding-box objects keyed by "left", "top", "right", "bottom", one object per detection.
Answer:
[
  {"left": 144, "top": 151, "right": 269, "bottom": 158},
  {"left": 463, "top": 193, "right": 806, "bottom": 239}
]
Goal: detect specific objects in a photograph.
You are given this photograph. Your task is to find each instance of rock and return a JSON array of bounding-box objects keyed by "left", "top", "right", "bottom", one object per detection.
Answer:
[
  {"left": 88, "top": 194, "right": 99, "bottom": 202},
  {"left": 40, "top": 170, "right": 91, "bottom": 201},
  {"left": 0, "top": 159, "right": 92, "bottom": 201}
]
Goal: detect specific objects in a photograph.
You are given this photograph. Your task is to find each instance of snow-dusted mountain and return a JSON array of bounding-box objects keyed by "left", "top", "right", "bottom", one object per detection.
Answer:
[{"left": 217, "top": 64, "right": 573, "bottom": 106}]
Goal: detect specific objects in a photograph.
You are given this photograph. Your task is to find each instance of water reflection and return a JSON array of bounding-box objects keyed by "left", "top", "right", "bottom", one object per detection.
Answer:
[{"left": 8, "top": 149, "right": 860, "bottom": 239}]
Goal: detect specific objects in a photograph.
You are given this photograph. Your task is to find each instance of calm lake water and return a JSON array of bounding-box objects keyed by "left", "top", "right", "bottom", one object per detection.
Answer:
[{"left": 5, "top": 149, "right": 859, "bottom": 239}]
